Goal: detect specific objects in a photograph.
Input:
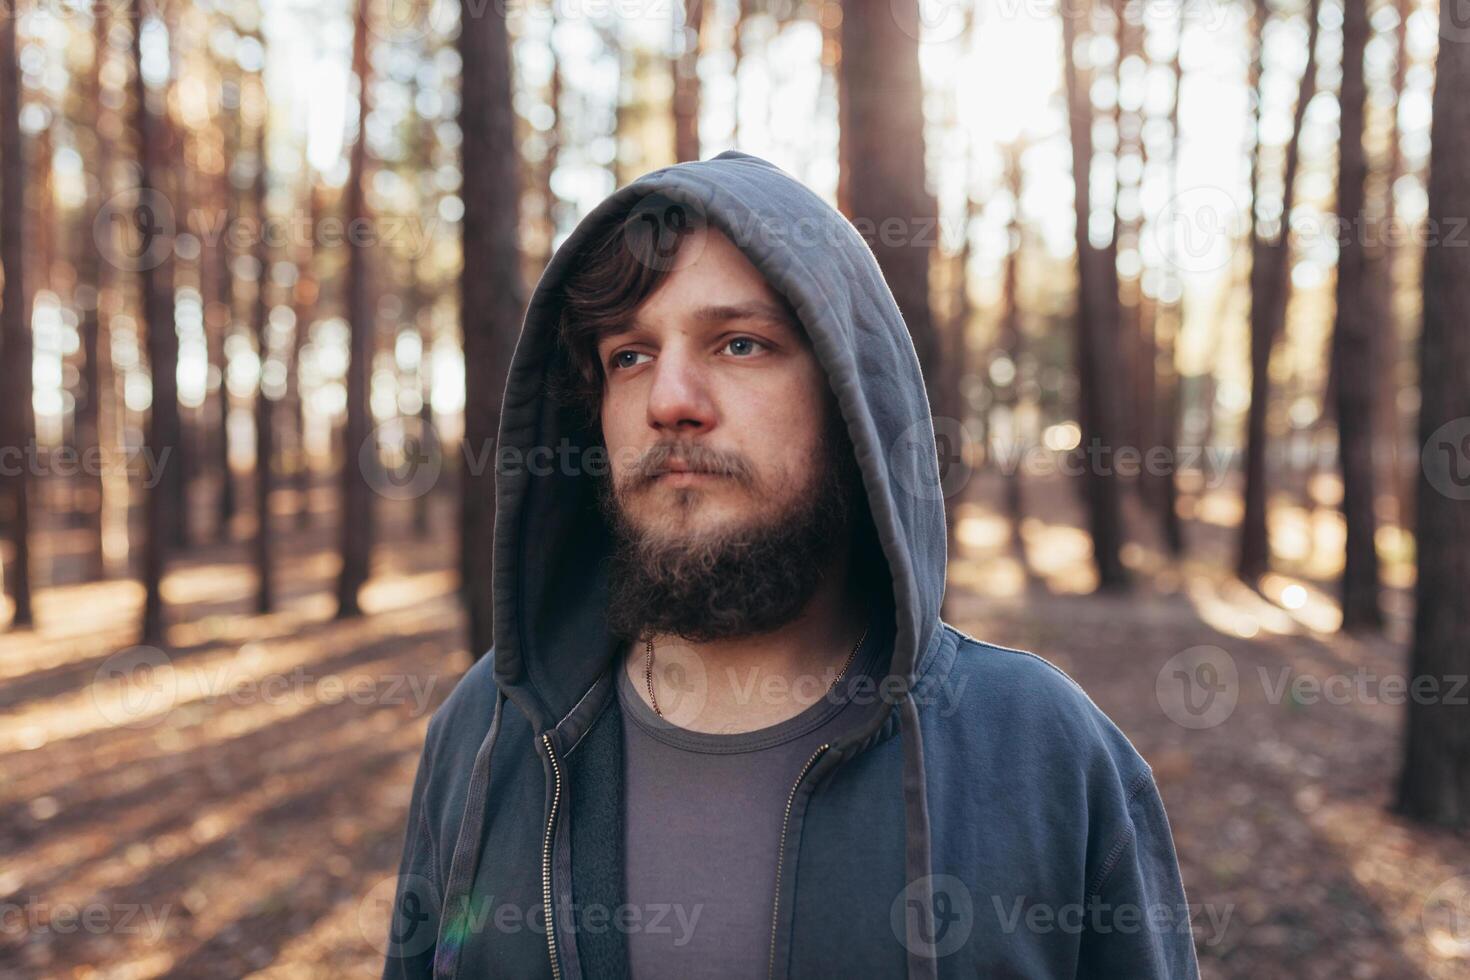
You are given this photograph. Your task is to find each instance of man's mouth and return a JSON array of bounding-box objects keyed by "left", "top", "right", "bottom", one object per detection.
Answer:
[
  {"left": 632, "top": 445, "right": 752, "bottom": 491},
  {"left": 652, "top": 465, "right": 717, "bottom": 486}
]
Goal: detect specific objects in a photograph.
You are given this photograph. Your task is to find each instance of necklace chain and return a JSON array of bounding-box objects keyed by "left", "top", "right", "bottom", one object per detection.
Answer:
[{"left": 644, "top": 625, "right": 870, "bottom": 720}]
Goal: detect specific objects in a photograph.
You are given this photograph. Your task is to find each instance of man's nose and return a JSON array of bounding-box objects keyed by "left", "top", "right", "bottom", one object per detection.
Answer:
[{"left": 646, "top": 348, "right": 717, "bottom": 433}]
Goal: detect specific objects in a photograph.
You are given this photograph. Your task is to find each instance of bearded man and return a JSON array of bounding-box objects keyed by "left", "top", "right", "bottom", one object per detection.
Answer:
[{"left": 382, "top": 151, "right": 1199, "bottom": 980}]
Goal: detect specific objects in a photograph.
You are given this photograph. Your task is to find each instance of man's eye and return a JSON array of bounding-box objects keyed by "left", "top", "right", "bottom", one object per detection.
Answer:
[
  {"left": 610, "top": 350, "right": 651, "bottom": 370},
  {"left": 720, "top": 337, "right": 766, "bottom": 357}
]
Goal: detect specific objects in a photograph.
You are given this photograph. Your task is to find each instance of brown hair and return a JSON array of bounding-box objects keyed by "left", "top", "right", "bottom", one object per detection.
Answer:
[{"left": 552, "top": 201, "right": 703, "bottom": 423}]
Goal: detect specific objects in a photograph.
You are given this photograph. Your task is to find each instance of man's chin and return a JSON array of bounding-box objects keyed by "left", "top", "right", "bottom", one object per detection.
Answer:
[{"left": 617, "top": 493, "right": 764, "bottom": 549}]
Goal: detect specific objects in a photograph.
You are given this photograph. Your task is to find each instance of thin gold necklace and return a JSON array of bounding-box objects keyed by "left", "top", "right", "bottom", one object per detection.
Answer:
[{"left": 644, "top": 625, "right": 870, "bottom": 719}]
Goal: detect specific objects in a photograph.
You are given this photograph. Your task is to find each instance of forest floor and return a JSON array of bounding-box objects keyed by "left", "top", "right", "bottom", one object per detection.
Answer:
[{"left": 1, "top": 468, "right": 1468, "bottom": 979}]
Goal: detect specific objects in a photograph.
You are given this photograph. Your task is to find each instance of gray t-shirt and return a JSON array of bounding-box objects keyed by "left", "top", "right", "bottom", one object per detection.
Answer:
[{"left": 617, "top": 627, "right": 888, "bottom": 979}]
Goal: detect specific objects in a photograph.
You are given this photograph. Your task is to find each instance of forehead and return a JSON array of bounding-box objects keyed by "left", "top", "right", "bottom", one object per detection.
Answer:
[{"left": 635, "top": 228, "right": 800, "bottom": 330}]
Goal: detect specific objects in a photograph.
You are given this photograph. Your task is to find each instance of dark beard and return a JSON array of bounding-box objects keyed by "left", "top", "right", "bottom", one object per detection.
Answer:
[{"left": 598, "top": 420, "right": 862, "bottom": 643}]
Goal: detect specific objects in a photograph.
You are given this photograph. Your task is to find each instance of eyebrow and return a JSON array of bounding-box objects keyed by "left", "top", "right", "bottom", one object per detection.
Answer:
[
  {"left": 682, "top": 301, "right": 799, "bottom": 328},
  {"left": 600, "top": 300, "right": 801, "bottom": 344}
]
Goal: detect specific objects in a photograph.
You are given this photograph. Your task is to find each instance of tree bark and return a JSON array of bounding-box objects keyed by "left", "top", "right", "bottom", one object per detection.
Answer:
[
  {"left": 133, "top": 0, "right": 181, "bottom": 645},
  {"left": 839, "top": 0, "right": 946, "bottom": 445},
  {"left": 459, "top": 0, "right": 525, "bottom": 658},
  {"left": 1060, "top": 0, "right": 1129, "bottom": 590},
  {"left": 336, "top": 0, "right": 374, "bottom": 618},
  {"left": 1154, "top": 9, "right": 1186, "bottom": 556},
  {"left": 1396, "top": 0, "right": 1470, "bottom": 826},
  {"left": 1369, "top": 0, "right": 1411, "bottom": 532},
  {"left": 998, "top": 144, "right": 1025, "bottom": 537},
  {"left": 0, "top": 2, "right": 34, "bottom": 627},
  {"left": 210, "top": 72, "right": 239, "bottom": 541},
  {"left": 1238, "top": 0, "right": 1320, "bottom": 582},
  {"left": 288, "top": 171, "right": 318, "bottom": 530},
  {"left": 250, "top": 71, "right": 274, "bottom": 615},
  {"left": 1329, "top": 0, "right": 1381, "bottom": 630},
  {"left": 672, "top": 0, "right": 705, "bottom": 163},
  {"left": 75, "top": 5, "right": 113, "bottom": 581}
]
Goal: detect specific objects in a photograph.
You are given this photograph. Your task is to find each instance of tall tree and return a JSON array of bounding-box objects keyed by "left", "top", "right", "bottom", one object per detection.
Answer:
[
  {"left": 1060, "top": 0, "right": 1129, "bottom": 589},
  {"left": 76, "top": 5, "right": 114, "bottom": 581},
  {"left": 459, "top": 0, "right": 525, "bottom": 657},
  {"left": 839, "top": 0, "right": 946, "bottom": 444},
  {"left": 1369, "top": 0, "right": 1412, "bottom": 530},
  {"left": 287, "top": 168, "right": 319, "bottom": 530},
  {"left": 162, "top": 12, "right": 189, "bottom": 550},
  {"left": 210, "top": 71, "right": 240, "bottom": 541},
  {"left": 336, "top": 0, "right": 375, "bottom": 618},
  {"left": 1328, "top": 0, "right": 1381, "bottom": 629},
  {"left": 1238, "top": 0, "right": 1320, "bottom": 581},
  {"left": 671, "top": 0, "right": 705, "bottom": 162},
  {"left": 0, "top": 0, "right": 35, "bottom": 627},
  {"left": 1396, "top": 0, "right": 1470, "bottom": 826},
  {"left": 1111, "top": 0, "right": 1142, "bottom": 453},
  {"left": 133, "top": 0, "right": 181, "bottom": 644},
  {"left": 996, "top": 142, "right": 1026, "bottom": 536},
  {"left": 1153, "top": 8, "right": 1186, "bottom": 556},
  {"left": 541, "top": 6, "right": 562, "bottom": 265},
  {"left": 249, "top": 66, "right": 274, "bottom": 614}
]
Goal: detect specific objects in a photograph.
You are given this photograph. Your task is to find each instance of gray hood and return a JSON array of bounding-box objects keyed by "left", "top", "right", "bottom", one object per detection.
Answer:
[
  {"left": 386, "top": 153, "right": 1198, "bottom": 980},
  {"left": 490, "top": 149, "right": 948, "bottom": 737}
]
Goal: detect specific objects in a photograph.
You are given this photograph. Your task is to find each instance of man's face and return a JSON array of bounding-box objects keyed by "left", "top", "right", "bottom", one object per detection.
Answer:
[{"left": 596, "top": 228, "right": 831, "bottom": 545}]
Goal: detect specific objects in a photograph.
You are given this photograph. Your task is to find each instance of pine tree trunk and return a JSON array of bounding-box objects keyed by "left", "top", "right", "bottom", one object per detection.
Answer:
[
  {"left": 164, "top": 87, "right": 190, "bottom": 551},
  {"left": 1060, "top": 0, "right": 1128, "bottom": 590},
  {"left": 1369, "top": 0, "right": 1411, "bottom": 533},
  {"left": 211, "top": 74, "right": 239, "bottom": 540},
  {"left": 336, "top": 0, "right": 374, "bottom": 618},
  {"left": 1330, "top": 0, "right": 1381, "bottom": 630},
  {"left": 1239, "top": 0, "right": 1319, "bottom": 582},
  {"left": 1154, "top": 11, "right": 1185, "bottom": 556},
  {"left": 1, "top": 3, "right": 35, "bottom": 627},
  {"left": 459, "top": 0, "right": 524, "bottom": 659},
  {"left": 134, "top": 0, "right": 180, "bottom": 645},
  {"left": 288, "top": 173, "right": 318, "bottom": 530},
  {"left": 76, "top": 5, "right": 112, "bottom": 581},
  {"left": 1395, "top": 0, "right": 1470, "bottom": 826},
  {"left": 998, "top": 145, "right": 1025, "bottom": 537},
  {"left": 672, "top": 0, "right": 705, "bottom": 162},
  {"left": 840, "top": 0, "right": 946, "bottom": 448},
  {"left": 250, "top": 74, "right": 274, "bottom": 615}
]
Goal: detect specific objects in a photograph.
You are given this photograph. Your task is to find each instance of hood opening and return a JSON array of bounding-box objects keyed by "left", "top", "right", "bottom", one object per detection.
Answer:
[{"left": 491, "top": 150, "right": 946, "bottom": 737}]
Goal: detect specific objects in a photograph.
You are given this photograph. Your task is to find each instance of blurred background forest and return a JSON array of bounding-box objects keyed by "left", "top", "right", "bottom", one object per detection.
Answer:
[{"left": 2, "top": 0, "right": 1470, "bottom": 975}]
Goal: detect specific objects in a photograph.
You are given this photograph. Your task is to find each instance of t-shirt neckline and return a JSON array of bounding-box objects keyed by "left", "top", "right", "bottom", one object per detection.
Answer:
[{"left": 615, "top": 621, "right": 889, "bottom": 756}]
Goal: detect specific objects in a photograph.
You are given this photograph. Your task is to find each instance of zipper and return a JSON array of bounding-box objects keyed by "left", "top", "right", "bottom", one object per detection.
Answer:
[
  {"left": 767, "top": 743, "right": 830, "bottom": 980},
  {"left": 541, "top": 733, "right": 564, "bottom": 980}
]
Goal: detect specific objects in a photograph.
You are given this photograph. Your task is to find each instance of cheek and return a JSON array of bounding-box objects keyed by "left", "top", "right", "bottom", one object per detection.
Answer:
[
  {"left": 729, "top": 373, "right": 829, "bottom": 475},
  {"left": 600, "top": 394, "right": 642, "bottom": 480}
]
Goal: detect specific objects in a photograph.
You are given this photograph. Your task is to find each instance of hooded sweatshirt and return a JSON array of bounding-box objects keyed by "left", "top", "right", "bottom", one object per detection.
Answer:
[{"left": 381, "top": 150, "right": 1201, "bottom": 980}]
